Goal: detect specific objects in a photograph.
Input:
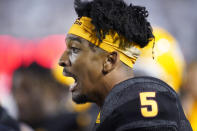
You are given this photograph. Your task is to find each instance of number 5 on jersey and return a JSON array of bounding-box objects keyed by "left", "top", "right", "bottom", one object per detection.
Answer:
[{"left": 139, "top": 92, "right": 158, "bottom": 117}]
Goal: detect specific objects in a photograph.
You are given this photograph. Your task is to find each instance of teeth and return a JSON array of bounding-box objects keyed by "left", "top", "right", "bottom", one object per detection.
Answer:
[{"left": 69, "top": 82, "right": 77, "bottom": 92}]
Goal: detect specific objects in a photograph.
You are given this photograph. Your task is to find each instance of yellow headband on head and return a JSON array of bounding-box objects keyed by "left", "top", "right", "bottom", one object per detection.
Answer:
[{"left": 68, "top": 17, "right": 141, "bottom": 68}]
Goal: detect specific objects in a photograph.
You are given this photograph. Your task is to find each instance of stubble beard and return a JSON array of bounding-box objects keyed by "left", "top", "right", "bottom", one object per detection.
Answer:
[{"left": 72, "top": 93, "right": 91, "bottom": 104}]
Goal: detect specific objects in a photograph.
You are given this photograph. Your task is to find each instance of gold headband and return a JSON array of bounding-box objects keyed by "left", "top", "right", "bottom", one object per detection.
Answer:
[{"left": 68, "top": 17, "right": 141, "bottom": 68}]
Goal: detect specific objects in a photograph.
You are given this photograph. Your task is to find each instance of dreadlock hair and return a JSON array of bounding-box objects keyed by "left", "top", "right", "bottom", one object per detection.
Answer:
[{"left": 74, "top": 0, "right": 154, "bottom": 49}]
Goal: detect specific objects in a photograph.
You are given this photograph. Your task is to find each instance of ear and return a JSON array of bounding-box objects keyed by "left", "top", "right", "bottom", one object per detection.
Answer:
[{"left": 102, "top": 51, "right": 120, "bottom": 75}]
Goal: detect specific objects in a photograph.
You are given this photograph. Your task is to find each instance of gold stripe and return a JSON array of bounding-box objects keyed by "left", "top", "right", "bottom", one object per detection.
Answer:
[{"left": 96, "top": 112, "right": 100, "bottom": 124}]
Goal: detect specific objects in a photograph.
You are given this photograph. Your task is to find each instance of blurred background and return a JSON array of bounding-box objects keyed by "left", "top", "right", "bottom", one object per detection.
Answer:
[{"left": 0, "top": 0, "right": 197, "bottom": 131}]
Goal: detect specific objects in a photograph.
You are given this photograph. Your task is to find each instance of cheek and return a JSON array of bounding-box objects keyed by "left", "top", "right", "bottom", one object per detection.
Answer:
[
  {"left": 69, "top": 53, "right": 78, "bottom": 63},
  {"left": 71, "top": 52, "right": 103, "bottom": 81},
  {"left": 84, "top": 61, "right": 103, "bottom": 90}
]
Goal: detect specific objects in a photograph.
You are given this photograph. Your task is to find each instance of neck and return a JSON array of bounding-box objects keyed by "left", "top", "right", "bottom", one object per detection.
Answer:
[{"left": 96, "top": 67, "right": 134, "bottom": 108}]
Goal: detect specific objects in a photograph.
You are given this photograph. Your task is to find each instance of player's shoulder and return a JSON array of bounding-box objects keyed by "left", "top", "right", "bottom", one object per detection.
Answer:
[
  {"left": 98, "top": 77, "right": 192, "bottom": 131},
  {"left": 120, "top": 76, "right": 177, "bottom": 94},
  {"left": 102, "top": 76, "right": 178, "bottom": 112}
]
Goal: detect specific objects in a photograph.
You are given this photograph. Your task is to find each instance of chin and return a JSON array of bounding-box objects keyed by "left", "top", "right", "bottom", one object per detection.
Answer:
[{"left": 72, "top": 93, "right": 89, "bottom": 104}]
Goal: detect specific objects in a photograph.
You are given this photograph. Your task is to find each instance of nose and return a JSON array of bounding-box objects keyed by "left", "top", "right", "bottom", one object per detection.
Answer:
[
  {"left": 58, "top": 59, "right": 71, "bottom": 67},
  {"left": 58, "top": 52, "right": 71, "bottom": 67}
]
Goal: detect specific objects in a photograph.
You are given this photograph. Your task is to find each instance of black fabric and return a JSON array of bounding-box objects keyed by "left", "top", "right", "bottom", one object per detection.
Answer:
[
  {"left": 44, "top": 113, "right": 79, "bottom": 131},
  {"left": 0, "top": 124, "right": 16, "bottom": 131},
  {"left": 93, "top": 77, "right": 192, "bottom": 131},
  {"left": 0, "top": 106, "right": 20, "bottom": 131},
  {"left": 123, "top": 126, "right": 177, "bottom": 131},
  {"left": 31, "top": 112, "right": 80, "bottom": 131}
]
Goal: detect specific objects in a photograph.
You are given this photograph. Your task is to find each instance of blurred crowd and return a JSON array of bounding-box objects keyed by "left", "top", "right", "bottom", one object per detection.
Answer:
[
  {"left": 0, "top": 62, "right": 99, "bottom": 131},
  {"left": 0, "top": 35, "right": 99, "bottom": 131}
]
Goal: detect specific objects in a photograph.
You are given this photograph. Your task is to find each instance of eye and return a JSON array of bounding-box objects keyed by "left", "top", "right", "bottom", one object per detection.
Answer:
[{"left": 71, "top": 47, "right": 80, "bottom": 54}]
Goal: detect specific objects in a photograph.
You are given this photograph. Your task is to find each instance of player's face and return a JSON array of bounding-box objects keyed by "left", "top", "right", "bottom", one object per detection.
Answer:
[{"left": 59, "top": 34, "right": 105, "bottom": 104}]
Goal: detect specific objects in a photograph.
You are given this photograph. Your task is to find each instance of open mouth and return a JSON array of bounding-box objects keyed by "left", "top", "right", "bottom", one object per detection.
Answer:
[{"left": 63, "top": 68, "right": 78, "bottom": 92}]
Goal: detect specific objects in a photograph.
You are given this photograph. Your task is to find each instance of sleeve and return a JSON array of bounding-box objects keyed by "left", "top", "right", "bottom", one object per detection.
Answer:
[{"left": 0, "top": 106, "right": 20, "bottom": 131}]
